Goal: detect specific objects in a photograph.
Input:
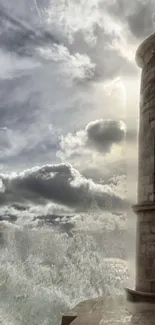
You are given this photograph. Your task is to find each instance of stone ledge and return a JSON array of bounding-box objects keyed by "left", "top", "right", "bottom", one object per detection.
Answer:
[
  {"left": 126, "top": 288, "right": 155, "bottom": 303},
  {"left": 133, "top": 202, "right": 155, "bottom": 212},
  {"left": 135, "top": 32, "right": 155, "bottom": 68}
]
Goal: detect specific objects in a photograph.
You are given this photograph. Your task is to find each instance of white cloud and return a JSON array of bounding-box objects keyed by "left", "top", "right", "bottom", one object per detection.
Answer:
[
  {"left": 57, "top": 119, "right": 126, "bottom": 175},
  {"left": 37, "top": 44, "right": 95, "bottom": 82},
  {"left": 45, "top": 0, "right": 102, "bottom": 44},
  {"left": 0, "top": 0, "right": 141, "bottom": 174},
  {"left": 0, "top": 163, "right": 126, "bottom": 212},
  {"left": 0, "top": 0, "right": 144, "bottom": 203},
  {"left": 0, "top": 50, "right": 40, "bottom": 80}
]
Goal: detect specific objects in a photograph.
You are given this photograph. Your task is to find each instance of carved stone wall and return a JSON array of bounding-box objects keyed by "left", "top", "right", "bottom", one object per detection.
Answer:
[
  {"left": 136, "top": 210, "right": 155, "bottom": 292},
  {"left": 135, "top": 33, "right": 155, "bottom": 293}
]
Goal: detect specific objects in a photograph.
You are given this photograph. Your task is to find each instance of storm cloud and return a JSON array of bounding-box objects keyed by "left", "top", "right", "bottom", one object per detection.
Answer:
[
  {"left": 58, "top": 119, "right": 126, "bottom": 162},
  {"left": 0, "top": 0, "right": 147, "bottom": 217},
  {"left": 0, "top": 2, "right": 59, "bottom": 57},
  {"left": 0, "top": 163, "right": 126, "bottom": 212},
  {"left": 86, "top": 119, "right": 125, "bottom": 152},
  {"left": 0, "top": 0, "right": 147, "bottom": 173},
  {"left": 106, "top": 0, "right": 155, "bottom": 39}
]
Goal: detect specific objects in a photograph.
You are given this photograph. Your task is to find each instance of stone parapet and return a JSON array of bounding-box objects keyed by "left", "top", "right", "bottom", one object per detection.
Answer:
[
  {"left": 133, "top": 202, "right": 155, "bottom": 212},
  {"left": 136, "top": 32, "right": 155, "bottom": 68},
  {"left": 126, "top": 288, "right": 155, "bottom": 304}
]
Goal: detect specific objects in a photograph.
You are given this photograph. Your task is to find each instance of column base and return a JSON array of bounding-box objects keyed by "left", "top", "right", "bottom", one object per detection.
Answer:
[{"left": 126, "top": 288, "right": 155, "bottom": 303}]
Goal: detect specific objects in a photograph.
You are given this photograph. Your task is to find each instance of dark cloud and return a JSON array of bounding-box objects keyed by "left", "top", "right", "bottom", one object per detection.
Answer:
[
  {"left": 34, "top": 214, "right": 75, "bottom": 235},
  {"left": 0, "top": 208, "right": 74, "bottom": 235},
  {"left": 0, "top": 3, "right": 58, "bottom": 57},
  {"left": 58, "top": 119, "right": 126, "bottom": 163},
  {"left": 67, "top": 33, "right": 136, "bottom": 82},
  {"left": 0, "top": 1, "right": 141, "bottom": 178},
  {"left": 0, "top": 163, "right": 126, "bottom": 212},
  {"left": 0, "top": 1, "right": 138, "bottom": 85},
  {"left": 106, "top": 0, "right": 155, "bottom": 40},
  {"left": 82, "top": 164, "right": 126, "bottom": 184},
  {"left": 86, "top": 119, "right": 125, "bottom": 152},
  {"left": 127, "top": 3, "right": 154, "bottom": 39}
]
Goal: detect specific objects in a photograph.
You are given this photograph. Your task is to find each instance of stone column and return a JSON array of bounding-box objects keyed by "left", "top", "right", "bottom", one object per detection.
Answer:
[{"left": 126, "top": 33, "right": 155, "bottom": 303}]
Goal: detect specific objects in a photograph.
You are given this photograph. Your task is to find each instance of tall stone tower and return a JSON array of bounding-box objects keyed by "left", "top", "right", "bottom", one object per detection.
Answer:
[{"left": 126, "top": 33, "right": 155, "bottom": 303}]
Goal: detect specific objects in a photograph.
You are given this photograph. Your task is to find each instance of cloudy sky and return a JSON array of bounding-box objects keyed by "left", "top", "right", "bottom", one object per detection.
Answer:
[{"left": 0, "top": 0, "right": 154, "bottom": 223}]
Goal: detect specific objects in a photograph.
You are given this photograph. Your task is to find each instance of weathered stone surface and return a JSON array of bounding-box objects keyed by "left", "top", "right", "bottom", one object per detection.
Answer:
[
  {"left": 136, "top": 279, "right": 151, "bottom": 292},
  {"left": 143, "top": 212, "right": 155, "bottom": 221},
  {"left": 142, "top": 68, "right": 155, "bottom": 92},
  {"left": 150, "top": 281, "right": 155, "bottom": 292},
  {"left": 151, "top": 120, "right": 155, "bottom": 129},
  {"left": 140, "top": 233, "right": 155, "bottom": 243},
  {"left": 143, "top": 98, "right": 155, "bottom": 114},
  {"left": 136, "top": 265, "right": 155, "bottom": 280},
  {"left": 137, "top": 255, "right": 154, "bottom": 268},
  {"left": 139, "top": 222, "right": 150, "bottom": 233},
  {"left": 150, "top": 225, "right": 155, "bottom": 233},
  {"left": 127, "top": 33, "right": 155, "bottom": 301},
  {"left": 135, "top": 211, "right": 155, "bottom": 291},
  {"left": 145, "top": 243, "right": 155, "bottom": 256},
  {"left": 141, "top": 83, "right": 155, "bottom": 107},
  {"left": 136, "top": 32, "right": 155, "bottom": 68}
]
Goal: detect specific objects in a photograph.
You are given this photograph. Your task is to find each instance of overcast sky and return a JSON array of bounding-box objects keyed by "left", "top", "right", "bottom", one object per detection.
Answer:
[{"left": 0, "top": 0, "right": 154, "bottom": 221}]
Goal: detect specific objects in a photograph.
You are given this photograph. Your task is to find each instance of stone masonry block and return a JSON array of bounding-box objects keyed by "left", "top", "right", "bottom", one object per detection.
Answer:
[
  {"left": 139, "top": 243, "right": 146, "bottom": 255},
  {"left": 147, "top": 51, "right": 155, "bottom": 69},
  {"left": 148, "top": 194, "right": 154, "bottom": 201},
  {"left": 143, "top": 212, "right": 155, "bottom": 222},
  {"left": 145, "top": 243, "right": 155, "bottom": 255},
  {"left": 150, "top": 156, "right": 154, "bottom": 164},
  {"left": 145, "top": 268, "right": 155, "bottom": 280},
  {"left": 142, "top": 69, "right": 155, "bottom": 91},
  {"left": 141, "top": 176, "right": 150, "bottom": 184},
  {"left": 151, "top": 120, "right": 155, "bottom": 128},
  {"left": 140, "top": 233, "right": 155, "bottom": 243},
  {"left": 137, "top": 266, "right": 155, "bottom": 280},
  {"left": 139, "top": 222, "right": 150, "bottom": 233},
  {"left": 143, "top": 186, "right": 150, "bottom": 195},
  {"left": 143, "top": 41, "right": 153, "bottom": 55},
  {"left": 148, "top": 184, "right": 153, "bottom": 192},
  {"left": 150, "top": 225, "right": 155, "bottom": 233},
  {"left": 137, "top": 255, "right": 154, "bottom": 268},
  {"left": 150, "top": 281, "right": 155, "bottom": 293},
  {"left": 149, "top": 109, "right": 155, "bottom": 122},
  {"left": 143, "top": 98, "right": 155, "bottom": 113},
  {"left": 137, "top": 212, "right": 144, "bottom": 222},
  {"left": 142, "top": 195, "right": 148, "bottom": 201},
  {"left": 144, "top": 187, "right": 151, "bottom": 197},
  {"left": 136, "top": 279, "right": 151, "bottom": 292},
  {"left": 143, "top": 84, "right": 155, "bottom": 105},
  {"left": 136, "top": 265, "right": 145, "bottom": 279},
  {"left": 144, "top": 50, "right": 153, "bottom": 66}
]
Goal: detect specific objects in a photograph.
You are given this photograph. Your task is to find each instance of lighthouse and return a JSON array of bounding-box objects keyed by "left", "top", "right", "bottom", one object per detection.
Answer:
[
  {"left": 60, "top": 34, "right": 155, "bottom": 325},
  {"left": 126, "top": 33, "right": 155, "bottom": 303}
]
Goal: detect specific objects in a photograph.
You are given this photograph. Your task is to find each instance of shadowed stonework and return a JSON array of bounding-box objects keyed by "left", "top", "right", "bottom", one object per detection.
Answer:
[{"left": 128, "top": 31, "right": 155, "bottom": 301}]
